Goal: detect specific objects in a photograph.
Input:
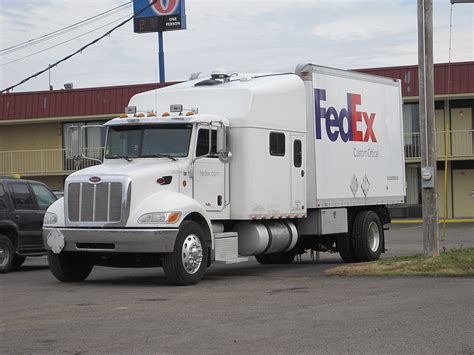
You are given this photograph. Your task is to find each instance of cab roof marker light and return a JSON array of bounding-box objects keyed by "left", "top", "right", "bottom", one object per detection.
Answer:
[
  {"left": 185, "top": 111, "right": 194, "bottom": 116},
  {"left": 119, "top": 114, "right": 128, "bottom": 118},
  {"left": 136, "top": 113, "right": 145, "bottom": 118},
  {"left": 162, "top": 112, "right": 170, "bottom": 117}
]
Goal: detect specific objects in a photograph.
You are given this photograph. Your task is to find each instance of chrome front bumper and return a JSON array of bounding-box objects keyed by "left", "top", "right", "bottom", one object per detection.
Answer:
[{"left": 43, "top": 227, "right": 178, "bottom": 253}]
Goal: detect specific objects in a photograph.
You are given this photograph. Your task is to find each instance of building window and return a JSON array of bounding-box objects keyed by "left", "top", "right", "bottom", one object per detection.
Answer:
[
  {"left": 403, "top": 104, "right": 420, "bottom": 135},
  {"left": 270, "top": 132, "right": 285, "bottom": 156}
]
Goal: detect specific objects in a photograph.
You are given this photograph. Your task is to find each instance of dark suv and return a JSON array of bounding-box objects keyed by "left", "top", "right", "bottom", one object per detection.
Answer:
[{"left": 0, "top": 177, "right": 57, "bottom": 273}]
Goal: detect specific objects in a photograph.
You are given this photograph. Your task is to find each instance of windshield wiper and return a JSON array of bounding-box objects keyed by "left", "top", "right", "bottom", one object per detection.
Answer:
[
  {"left": 108, "top": 154, "right": 133, "bottom": 162},
  {"left": 149, "top": 153, "right": 177, "bottom": 161}
]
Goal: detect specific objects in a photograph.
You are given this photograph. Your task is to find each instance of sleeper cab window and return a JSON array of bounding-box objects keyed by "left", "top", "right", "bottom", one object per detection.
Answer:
[{"left": 269, "top": 132, "right": 285, "bottom": 156}]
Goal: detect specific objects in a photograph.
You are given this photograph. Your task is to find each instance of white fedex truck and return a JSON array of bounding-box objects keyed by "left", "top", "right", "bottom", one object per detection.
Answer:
[{"left": 43, "top": 64, "right": 405, "bottom": 285}]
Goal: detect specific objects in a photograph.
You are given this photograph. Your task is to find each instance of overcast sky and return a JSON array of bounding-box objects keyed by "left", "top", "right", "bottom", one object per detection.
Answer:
[{"left": 0, "top": 0, "right": 472, "bottom": 92}]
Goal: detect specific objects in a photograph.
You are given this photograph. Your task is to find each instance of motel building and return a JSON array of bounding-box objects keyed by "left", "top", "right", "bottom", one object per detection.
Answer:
[{"left": 0, "top": 61, "right": 473, "bottom": 218}]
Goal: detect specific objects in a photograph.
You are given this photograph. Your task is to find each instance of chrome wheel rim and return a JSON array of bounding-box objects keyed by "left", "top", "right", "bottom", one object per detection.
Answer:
[
  {"left": 0, "top": 244, "right": 9, "bottom": 267},
  {"left": 367, "top": 221, "right": 380, "bottom": 252},
  {"left": 181, "top": 234, "right": 203, "bottom": 274}
]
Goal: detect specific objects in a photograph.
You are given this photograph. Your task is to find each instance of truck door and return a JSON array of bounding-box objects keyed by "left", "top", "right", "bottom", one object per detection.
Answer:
[
  {"left": 291, "top": 135, "right": 306, "bottom": 212},
  {"left": 193, "top": 127, "right": 225, "bottom": 211}
]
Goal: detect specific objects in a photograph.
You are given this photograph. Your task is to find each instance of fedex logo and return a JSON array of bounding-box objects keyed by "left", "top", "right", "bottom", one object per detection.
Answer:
[{"left": 315, "top": 89, "right": 377, "bottom": 143}]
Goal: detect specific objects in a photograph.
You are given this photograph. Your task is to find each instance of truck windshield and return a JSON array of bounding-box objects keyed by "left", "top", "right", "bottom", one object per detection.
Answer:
[{"left": 105, "top": 124, "right": 192, "bottom": 159}]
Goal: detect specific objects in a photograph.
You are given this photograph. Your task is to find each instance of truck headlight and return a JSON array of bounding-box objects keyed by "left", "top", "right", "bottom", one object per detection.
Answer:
[
  {"left": 137, "top": 212, "right": 181, "bottom": 224},
  {"left": 44, "top": 212, "right": 58, "bottom": 225}
]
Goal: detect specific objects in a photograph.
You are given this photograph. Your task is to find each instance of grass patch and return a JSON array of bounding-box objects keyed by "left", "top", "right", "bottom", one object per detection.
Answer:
[{"left": 324, "top": 247, "right": 474, "bottom": 277}]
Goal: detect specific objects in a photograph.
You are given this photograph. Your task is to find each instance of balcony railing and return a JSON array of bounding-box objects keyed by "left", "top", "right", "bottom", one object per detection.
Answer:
[
  {"left": 1, "top": 130, "right": 473, "bottom": 176},
  {"left": 404, "top": 130, "right": 474, "bottom": 160},
  {"left": 0, "top": 148, "right": 104, "bottom": 176}
]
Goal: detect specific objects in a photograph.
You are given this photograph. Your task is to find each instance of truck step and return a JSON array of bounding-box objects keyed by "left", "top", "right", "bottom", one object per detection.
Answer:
[{"left": 213, "top": 232, "right": 248, "bottom": 264}]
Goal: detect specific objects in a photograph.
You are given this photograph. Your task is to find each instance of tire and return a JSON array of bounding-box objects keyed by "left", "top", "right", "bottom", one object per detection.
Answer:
[
  {"left": 255, "top": 254, "right": 273, "bottom": 264},
  {"left": 337, "top": 233, "right": 358, "bottom": 263},
  {"left": 0, "top": 234, "right": 14, "bottom": 273},
  {"left": 13, "top": 254, "right": 27, "bottom": 267},
  {"left": 48, "top": 251, "right": 93, "bottom": 282},
  {"left": 352, "top": 211, "right": 384, "bottom": 262},
  {"left": 255, "top": 252, "right": 295, "bottom": 264},
  {"left": 270, "top": 252, "right": 296, "bottom": 264},
  {"left": 162, "top": 221, "right": 208, "bottom": 286}
]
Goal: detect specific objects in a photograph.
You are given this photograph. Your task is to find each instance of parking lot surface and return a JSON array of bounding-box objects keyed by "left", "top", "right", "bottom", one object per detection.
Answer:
[{"left": 1, "top": 223, "right": 473, "bottom": 354}]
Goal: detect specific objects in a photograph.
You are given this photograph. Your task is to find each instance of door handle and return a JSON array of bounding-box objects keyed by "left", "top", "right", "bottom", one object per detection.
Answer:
[
  {"left": 301, "top": 170, "right": 305, "bottom": 177},
  {"left": 14, "top": 215, "right": 20, "bottom": 220}
]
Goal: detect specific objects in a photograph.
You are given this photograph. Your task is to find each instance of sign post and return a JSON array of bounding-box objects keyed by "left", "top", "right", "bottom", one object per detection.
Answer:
[
  {"left": 133, "top": 0, "right": 187, "bottom": 83},
  {"left": 158, "top": 31, "right": 165, "bottom": 82}
]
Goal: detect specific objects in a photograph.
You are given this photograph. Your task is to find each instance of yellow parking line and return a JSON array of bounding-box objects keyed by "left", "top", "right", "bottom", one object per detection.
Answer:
[{"left": 392, "top": 219, "right": 474, "bottom": 224}]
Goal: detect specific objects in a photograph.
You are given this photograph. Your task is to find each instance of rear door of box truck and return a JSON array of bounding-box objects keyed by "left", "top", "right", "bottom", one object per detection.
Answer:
[{"left": 302, "top": 65, "right": 405, "bottom": 209}]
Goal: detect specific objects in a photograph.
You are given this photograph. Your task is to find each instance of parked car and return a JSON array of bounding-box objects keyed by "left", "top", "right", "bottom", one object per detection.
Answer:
[
  {"left": 0, "top": 177, "right": 57, "bottom": 272},
  {"left": 52, "top": 191, "right": 64, "bottom": 199}
]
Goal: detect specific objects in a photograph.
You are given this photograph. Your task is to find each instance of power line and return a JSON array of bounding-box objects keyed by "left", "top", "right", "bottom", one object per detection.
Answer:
[
  {"left": 1, "top": 14, "right": 131, "bottom": 67},
  {"left": 0, "top": 1, "right": 132, "bottom": 55},
  {"left": 1, "top": 0, "right": 156, "bottom": 93}
]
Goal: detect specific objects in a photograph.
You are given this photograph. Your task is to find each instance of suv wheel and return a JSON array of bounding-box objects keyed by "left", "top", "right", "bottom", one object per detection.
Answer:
[
  {"left": 0, "top": 234, "right": 14, "bottom": 273},
  {"left": 13, "top": 254, "right": 27, "bottom": 267}
]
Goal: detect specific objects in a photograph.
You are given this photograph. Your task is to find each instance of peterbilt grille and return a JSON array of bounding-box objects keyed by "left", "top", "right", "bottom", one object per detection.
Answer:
[{"left": 68, "top": 182, "right": 123, "bottom": 222}]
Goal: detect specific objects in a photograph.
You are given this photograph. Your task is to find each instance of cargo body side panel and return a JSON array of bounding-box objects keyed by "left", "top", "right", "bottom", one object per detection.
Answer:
[{"left": 306, "top": 66, "right": 406, "bottom": 208}]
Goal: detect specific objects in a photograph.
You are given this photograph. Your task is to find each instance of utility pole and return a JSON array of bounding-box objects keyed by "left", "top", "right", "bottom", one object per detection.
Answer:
[{"left": 417, "top": 0, "right": 439, "bottom": 257}]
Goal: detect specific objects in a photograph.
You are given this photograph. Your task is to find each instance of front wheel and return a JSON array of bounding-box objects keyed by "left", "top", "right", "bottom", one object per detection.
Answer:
[
  {"left": 48, "top": 251, "right": 93, "bottom": 282},
  {"left": 162, "top": 221, "right": 208, "bottom": 286},
  {"left": 351, "top": 211, "right": 384, "bottom": 261}
]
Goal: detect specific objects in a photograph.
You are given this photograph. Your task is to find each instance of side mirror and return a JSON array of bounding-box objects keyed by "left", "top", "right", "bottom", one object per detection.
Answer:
[
  {"left": 66, "top": 125, "right": 105, "bottom": 162},
  {"left": 81, "top": 125, "right": 106, "bottom": 162},
  {"left": 218, "top": 151, "right": 232, "bottom": 163},
  {"left": 217, "top": 125, "right": 231, "bottom": 163},
  {"left": 66, "top": 126, "right": 81, "bottom": 159}
]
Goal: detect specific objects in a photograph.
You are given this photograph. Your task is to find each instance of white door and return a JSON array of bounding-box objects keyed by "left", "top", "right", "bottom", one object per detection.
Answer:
[
  {"left": 193, "top": 158, "right": 225, "bottom": 211},
  {"left": 291, "top": 135, "right": 306, "bottom": 212},
  {"left": 192, "top": 127, "right": 225, "bottom": 212}
]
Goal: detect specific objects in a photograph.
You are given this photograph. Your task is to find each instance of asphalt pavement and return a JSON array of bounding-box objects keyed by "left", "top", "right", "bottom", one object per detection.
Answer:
[{"left": 1, "top": 223, "right": 473, "bottom": 354}]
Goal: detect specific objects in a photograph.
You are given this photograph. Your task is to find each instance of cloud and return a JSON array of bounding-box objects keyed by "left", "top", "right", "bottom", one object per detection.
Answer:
[{"left": 0, "top": 0, "right": 472, "bottom": 92}]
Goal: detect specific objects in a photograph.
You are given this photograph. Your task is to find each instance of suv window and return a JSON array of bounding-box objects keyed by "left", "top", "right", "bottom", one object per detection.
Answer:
[
  {"left": 30, "top": 184, "right": 56, "bottom": 210},
  {"left": 9, "top": 183, "right": 35, "bottom": 210},
  {"left": 0, "top": 184, "right": 10, "bottom": 211}
]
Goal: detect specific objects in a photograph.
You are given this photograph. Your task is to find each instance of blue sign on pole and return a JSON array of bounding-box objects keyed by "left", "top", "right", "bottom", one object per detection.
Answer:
[
  {"left": 132, "top": 1, "right": 187, "bottom": 83},
  {"left": 133, "top": 0, "right": 186, "bottom": 33}
]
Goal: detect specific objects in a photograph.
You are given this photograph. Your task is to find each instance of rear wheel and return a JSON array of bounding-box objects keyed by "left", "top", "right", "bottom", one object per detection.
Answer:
[
  {"left": 13, "top": 254, "right": 27, "bottom": 267},
  {"left": 0, "top": 234, "right": 14, "bottom": 273},
  {"left": 162, "top": 221, "right": 208, "bottom": 286},
  {"left": 255, "top": 252, "right": 295, "bottom": 264},
  {"left": 337, "top": 233, "right": 358, "bottom": 263},
  {"left": 255, "top": 254, "right": 273, "bottom": 264},
  {"left": 48, "top": 251, "right": 93, "bottom": 282},
  {"left": 352, "top": 211, "right": 384, "bottom": 261}
]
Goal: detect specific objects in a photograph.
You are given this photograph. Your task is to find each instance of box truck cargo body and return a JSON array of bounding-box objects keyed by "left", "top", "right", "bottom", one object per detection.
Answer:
[{"left": 43, "top": 65, "right": 405, "bottom": 285}]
